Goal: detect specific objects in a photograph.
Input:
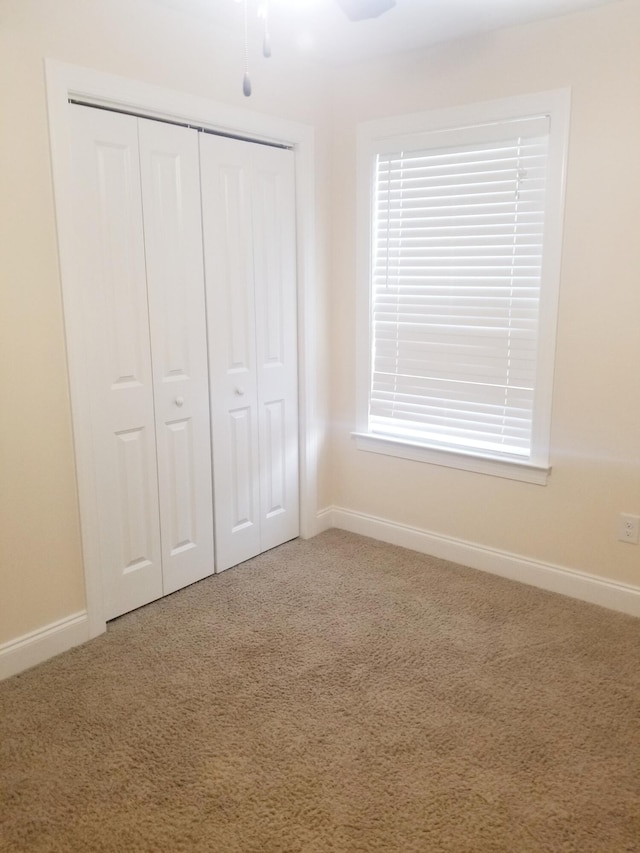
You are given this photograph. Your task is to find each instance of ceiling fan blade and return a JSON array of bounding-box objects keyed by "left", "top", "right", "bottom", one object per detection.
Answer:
[{"left": 335, "top": 0, "right": 396, "bottom": 22}]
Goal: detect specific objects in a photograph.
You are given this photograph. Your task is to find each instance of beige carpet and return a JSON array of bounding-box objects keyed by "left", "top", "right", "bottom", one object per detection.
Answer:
[{"left": 1, "top": 530, "right": 639, "bottom": 853}]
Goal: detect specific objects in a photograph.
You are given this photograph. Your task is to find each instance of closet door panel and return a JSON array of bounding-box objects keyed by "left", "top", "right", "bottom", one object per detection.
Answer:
[
  {"left": 69, "top": 105, "right": 163, "bottom": 620},
  {"left": 252, "top": 146, "right": 300, "bottom": 551},
  {"left": 200, "top": 134, "right": 261, "bottom": 571},
  {"left": 139, "top": 119, "right": 215, "bottom": 594}
]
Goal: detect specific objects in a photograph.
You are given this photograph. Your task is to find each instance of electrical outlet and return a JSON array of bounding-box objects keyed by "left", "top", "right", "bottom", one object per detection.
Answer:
[{"left": 618, "top": 514, "right": 640, "bottom": 544}]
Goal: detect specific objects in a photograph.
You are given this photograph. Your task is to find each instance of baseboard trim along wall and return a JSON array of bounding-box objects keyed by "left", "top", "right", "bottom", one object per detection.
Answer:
[
  {"left": 318, "top": 506, "right": 640, "bottom": 618},
  {"left": 3, "top": 509, "right": 637, "bottom": 682},
  {"left": 0, "top": 611, "right": 90, "bottom": 682}
]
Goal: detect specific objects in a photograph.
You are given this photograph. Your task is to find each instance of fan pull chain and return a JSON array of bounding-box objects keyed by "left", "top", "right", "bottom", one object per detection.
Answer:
[
  {"left": 243, "top": 0, "right": 252, "bottom": 97},
  {"left": 262, "top": 0, "right": 271, "bottom": 58}
]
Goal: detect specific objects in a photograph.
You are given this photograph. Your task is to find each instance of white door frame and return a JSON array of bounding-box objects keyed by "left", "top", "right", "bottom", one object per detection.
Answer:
[{"left": 45, "top": 59, "right": 320, "bottom": 639}]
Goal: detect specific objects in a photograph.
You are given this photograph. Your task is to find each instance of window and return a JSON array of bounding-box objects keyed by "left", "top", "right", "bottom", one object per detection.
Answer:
[{"left": 354, "top": 92, "right": 570, "bottom": 484}]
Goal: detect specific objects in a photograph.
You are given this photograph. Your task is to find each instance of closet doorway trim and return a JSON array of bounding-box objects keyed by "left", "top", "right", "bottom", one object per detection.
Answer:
[{"left": 45, "top": 59, "right": 320, "bottom": 640}]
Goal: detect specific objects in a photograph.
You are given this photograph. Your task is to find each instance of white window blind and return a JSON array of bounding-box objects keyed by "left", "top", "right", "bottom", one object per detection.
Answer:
[{"left": 369, "top": 117, "right": 550, "bottom": 460}]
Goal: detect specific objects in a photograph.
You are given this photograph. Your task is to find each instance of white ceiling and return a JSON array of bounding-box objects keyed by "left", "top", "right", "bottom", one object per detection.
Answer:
[{"left": 157, "top": 0, "right": 622, "bottom": 64}]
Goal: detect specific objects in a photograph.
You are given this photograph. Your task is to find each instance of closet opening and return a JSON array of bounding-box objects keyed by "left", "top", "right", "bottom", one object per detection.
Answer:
[{"left": 46, "top": 60, "right": 318, "bottom": 640}]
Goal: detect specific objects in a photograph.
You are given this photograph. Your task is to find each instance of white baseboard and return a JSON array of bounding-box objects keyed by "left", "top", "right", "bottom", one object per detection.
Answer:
[
  {"left": 0, "top": 611, "right": 90, "bottom": 682},
  {"left": 319, "top": 506, "right": 640, "bottom": 618},
  {"left": 315, "top": 506, "right": 336, "bottom": 535},
  {"left": 3, "top": 511, "right": 636, "bottom": 684}
]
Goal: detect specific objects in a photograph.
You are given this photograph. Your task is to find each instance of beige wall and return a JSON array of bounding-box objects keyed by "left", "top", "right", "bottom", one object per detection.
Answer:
[
  {"left": 0, "top": 0, "right": 332, "bottom": 644},
  {"left": 1, "top": 0, "right": 639, "bottom": 651},
  {"left": 328, "top": 0, "right": 640, "bottom": 586}
]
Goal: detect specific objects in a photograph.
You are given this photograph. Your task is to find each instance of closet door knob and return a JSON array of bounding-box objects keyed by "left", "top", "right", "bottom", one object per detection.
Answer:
[
  {"left": 235, "top": 387, "right": 245, "bottom": 396},
  {"left": 175, "top": 396, "right": 184, "bottom": 407}
]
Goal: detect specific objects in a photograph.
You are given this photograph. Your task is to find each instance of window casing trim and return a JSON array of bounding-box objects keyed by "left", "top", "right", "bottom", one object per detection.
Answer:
[
  {"left": 355, "top": 90, "right": 570, "bottom": 484},
  {"left": 352, "top": 432, "right": 551, "bottom": 485}
]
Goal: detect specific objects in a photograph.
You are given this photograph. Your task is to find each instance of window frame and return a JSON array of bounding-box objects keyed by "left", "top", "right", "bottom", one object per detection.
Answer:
[{"left": 354, "top": 90, "right": 571, "bottom": 485}]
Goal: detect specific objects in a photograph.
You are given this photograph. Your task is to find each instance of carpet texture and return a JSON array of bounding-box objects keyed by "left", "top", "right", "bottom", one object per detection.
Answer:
[{"left": 1, "top": 530, "right": 639, "bottom": 852}]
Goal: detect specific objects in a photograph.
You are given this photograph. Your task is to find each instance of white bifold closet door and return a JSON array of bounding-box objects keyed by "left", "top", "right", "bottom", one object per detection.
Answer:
[
  {"left": 200, "top": 135, "right": 299, "bottom": 572},
  {"left": 69, "top": 105, "right": 215, "bottom": 619}
]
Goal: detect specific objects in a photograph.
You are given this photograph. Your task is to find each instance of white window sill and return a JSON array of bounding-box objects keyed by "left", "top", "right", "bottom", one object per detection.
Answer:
[{"left": 352, "top": 432, "right": 550, "bottom": 485}]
